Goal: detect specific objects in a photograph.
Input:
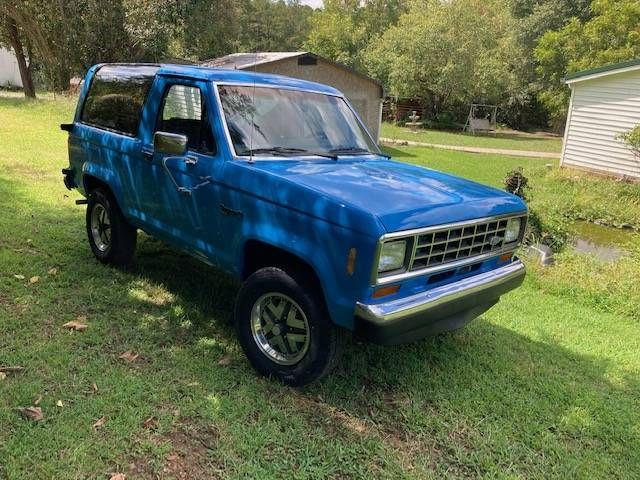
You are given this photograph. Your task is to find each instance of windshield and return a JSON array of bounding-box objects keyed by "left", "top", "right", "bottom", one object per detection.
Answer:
[{"left": 217, "top": 85, "right": 380, "bottom": 158}]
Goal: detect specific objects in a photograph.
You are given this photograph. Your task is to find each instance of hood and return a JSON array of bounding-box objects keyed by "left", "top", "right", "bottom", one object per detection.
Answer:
[{"left": 238, "top": 157, "right": 527, "bottom": 232}]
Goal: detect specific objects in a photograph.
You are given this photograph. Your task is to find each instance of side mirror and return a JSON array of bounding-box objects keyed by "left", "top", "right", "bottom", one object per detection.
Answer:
[{"left": 154, "top": 131, "right": 187, "bottom": 156}]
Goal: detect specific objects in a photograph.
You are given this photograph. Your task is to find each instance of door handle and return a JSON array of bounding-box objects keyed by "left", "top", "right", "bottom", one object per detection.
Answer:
[
  {"left": 184, "top": 155, "right": 198, "bottom": 166},
  {"left": 142, "top": 147, "right": 154, "bottom": 161},
  {"left": 219, "top": 204, "right": 243, "bottom": 217}
]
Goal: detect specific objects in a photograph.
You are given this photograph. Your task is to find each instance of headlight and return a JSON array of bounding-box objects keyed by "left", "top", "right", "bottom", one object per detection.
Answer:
[
  {"left": 504, "top": 217, "right": 522, "bottom": 243},
  {"left": 378, "top": 240, "right": 407, "bottom": 273}
]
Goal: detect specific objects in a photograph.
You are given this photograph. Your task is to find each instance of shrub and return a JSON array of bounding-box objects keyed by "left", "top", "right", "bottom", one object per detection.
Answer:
[
  {"left": 617, "top": 124, "right": 640, "bottom": 156},
  {"left": 504, "top": 168, "right": 529, "bottom": 200}
]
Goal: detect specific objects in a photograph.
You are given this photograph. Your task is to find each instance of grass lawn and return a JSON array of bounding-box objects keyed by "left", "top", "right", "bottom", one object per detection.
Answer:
[
  {"left": 381, "top": 123, "right": 563, "bottom": 154},
  {"left": 1, "top": 93, "right": 639, "bottom": 479}
]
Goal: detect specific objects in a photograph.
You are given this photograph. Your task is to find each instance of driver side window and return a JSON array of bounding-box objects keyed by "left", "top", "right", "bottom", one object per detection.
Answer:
[{"left": 157, "top": 84, "right": 216, "bottom": 155}]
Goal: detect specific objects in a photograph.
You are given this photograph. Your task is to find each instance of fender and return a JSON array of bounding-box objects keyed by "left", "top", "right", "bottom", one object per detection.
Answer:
[{"left": 238, "top": 203, "right": 379, "bottom": 329}]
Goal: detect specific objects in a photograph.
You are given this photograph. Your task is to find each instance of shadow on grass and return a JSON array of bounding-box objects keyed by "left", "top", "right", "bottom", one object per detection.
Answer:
[{"left": 2, "top": 172, "right": 638, "bottom": 476}]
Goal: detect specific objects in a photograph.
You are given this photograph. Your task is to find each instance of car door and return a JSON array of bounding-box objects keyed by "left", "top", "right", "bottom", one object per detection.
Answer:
[{"left": 139, "top": 79, "right": 224, "bottom": 259}]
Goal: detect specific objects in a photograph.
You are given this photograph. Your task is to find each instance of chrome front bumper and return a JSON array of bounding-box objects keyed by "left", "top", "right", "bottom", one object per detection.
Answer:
[{"left": 354, "top": 260, "right": 526, "bottom": 344}]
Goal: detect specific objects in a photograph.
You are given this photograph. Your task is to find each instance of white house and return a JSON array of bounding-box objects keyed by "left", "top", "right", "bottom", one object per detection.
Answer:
[
  {"left": 0, "top": 47, "right": 23, "bottom": 87},
  {"left": 561, "top": 59, "right": 640, "bottom": 179}
]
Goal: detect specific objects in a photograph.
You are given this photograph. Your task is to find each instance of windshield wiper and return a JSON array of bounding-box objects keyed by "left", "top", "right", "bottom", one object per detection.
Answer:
[
  {"left": 329, "top": 147, "right": 390, "bottom": 159},
  {"left": 241, "top": 146, "right": 337, "bottom": 160}
]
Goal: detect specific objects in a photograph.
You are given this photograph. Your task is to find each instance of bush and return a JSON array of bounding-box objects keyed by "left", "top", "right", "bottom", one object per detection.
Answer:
[
  {"left": 504, "top": 168, "right": 530, "bottom": 200},
  {"left": 617, "top": 124, "right": 640, "bottom": 156}
]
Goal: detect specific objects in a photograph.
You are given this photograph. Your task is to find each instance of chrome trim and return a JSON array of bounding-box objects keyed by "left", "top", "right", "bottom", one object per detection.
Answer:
[
  {"left": 371, "top": 212, "right": 528, "bottom": 285},
  {"left": 357, "top": 260, "right": 526, "bottom": 323},
  {"left": 212, "top": 82, "right": 383, "bottom": 161}
]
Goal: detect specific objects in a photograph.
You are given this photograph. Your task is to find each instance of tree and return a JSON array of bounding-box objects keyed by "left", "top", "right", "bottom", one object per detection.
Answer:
[
  {"left": 502, "top": 0, "right": 592, "bottom": 128},
  {"left": 1, "top": 16, "right": 36, "bottom": 97},
  {"left": 305, "top": 0, "right": 406, "bottom": 70},
  {"left": 366, "top": 0, "right": 525, "bottom": 121},
  {"left": 535, "top": 0, "right": 640, "bottom": 127},
  {"left": 235, "top": 0, "right": 313, "bottom": 53}
]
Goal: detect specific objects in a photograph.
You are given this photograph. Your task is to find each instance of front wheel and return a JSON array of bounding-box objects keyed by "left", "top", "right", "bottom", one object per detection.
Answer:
[
  {"left": 86, "top": 188, "right": 137, "bottom": 266},
  {"left": 235, "top": 267, "right": 344, "bottom": 386}
]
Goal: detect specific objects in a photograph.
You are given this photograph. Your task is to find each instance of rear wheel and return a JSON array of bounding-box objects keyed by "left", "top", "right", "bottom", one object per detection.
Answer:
[
  {"left": 235, "top": 267, "right": 344, "bottom": 386},
  {"left": 86, "top": 188, "right": 137, "bottom": 266}
]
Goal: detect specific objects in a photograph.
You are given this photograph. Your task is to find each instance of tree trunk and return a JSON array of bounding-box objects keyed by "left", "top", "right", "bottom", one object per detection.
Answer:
[{"left": 4, "top": 18, "right": 36, "bottom": 98}]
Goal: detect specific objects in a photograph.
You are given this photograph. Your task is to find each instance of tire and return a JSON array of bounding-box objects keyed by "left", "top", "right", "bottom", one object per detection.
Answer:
[
  {"left": 235, "top": 267, "right": 345, "bottom": 386},
  {"left": 86, "top": 187, "right": 137, "bottom": 266}
]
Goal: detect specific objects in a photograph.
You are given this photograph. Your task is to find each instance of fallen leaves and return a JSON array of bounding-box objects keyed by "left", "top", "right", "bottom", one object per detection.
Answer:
[
  {"left": 48, "top": 267, "right": 58, "bottom": 276},
  {"left": 18, "top": 407, "right": 43, "bottom": 422},
  {"left": 92, "top": 416, "right": 107, "bottom": 430},
  {"left": 109, "top": 474, "right": 126, "bottom": 480},
  {"left": 13, "top": 274, "right": 25, "bottom": 280},
  {"left": 56, "top": 400, "right": 64, "bottom": 408},
  {"left": 29, "top": 276, "right": 40, "bottom": 284},
  {"left": 0, "top": 365, "right": 25, "bottom": 374},
  {"left": 217, "top": 354, "right": 232, "bottom": 366},
  {"left": 0, "top": 372, "right": 6, "bottom": 381},
  {"left": 33, "top": 395, "right": 43, "bottom": 406},
  {"left": 62, "top": 317, "right": 88, "bottom": 331},
  {"left": 143, "top": 416, "right": 157, "bottom": 429},
  {"left": 119, "top": 351, "right": 139, "bottom": 363}
]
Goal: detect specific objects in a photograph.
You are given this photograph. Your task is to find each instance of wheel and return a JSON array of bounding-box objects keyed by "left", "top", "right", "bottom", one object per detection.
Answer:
[
  {"left": 86, "top": 187, "right": 137, "bottom": 266},
  {"left": 235, "top": 267, "right": 345, "bottom": 386}
]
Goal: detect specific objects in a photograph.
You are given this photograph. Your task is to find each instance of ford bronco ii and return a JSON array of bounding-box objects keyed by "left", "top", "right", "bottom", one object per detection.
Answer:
[{"left": 61, "top": 64, "right": 527, "bottom": 385}]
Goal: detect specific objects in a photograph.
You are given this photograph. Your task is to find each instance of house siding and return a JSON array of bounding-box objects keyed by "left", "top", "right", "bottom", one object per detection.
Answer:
[
  {"left": 562, "top": 69, "right": 640, "bottom": 178},
  {"left": 0, "top": 48, "right": 23, "bottom": 87}
]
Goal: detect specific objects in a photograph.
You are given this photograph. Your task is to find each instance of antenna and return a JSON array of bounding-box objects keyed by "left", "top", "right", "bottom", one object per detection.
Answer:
[{"left": 248, "top": 22, "right": 259, "bottom": 164}]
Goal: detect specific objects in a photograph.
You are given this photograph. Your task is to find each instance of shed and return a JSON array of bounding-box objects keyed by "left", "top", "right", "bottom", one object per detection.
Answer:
[
  {"left": 561, "top": 59, "right": 640, "bottom": 179},
  {"left": 0, "top": 47, "right": 23, "bottom": 87},
  {"left": 201, "top": 52, "right": 384, "bottom": 140}
]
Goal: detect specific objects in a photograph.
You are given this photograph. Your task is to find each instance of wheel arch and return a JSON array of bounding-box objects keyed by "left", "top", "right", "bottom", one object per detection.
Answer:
[
  {"left": 83, "top": 174, "right": 111, "bottom": 196},
  {"left": 241, "top": 239, "right": 327, "bottom": 309}
]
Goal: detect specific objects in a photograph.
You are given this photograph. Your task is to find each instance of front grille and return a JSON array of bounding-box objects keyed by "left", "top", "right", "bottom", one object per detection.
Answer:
[{"left": 408, "top": 216, "right": 522, "bottom": 271}]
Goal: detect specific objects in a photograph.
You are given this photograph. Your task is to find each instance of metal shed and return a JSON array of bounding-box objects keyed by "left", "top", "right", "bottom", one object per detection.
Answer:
[
  {"left": 202, "top": 52, "right": 384, "bottom": 140},
  {"left": 561, "top": 59, "right": 640, "bottom": 179}
]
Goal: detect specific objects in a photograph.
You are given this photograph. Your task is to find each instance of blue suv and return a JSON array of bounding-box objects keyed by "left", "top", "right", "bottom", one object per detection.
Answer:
[{"left": 62, "top": 64, "right": 527, "bottom": 385}]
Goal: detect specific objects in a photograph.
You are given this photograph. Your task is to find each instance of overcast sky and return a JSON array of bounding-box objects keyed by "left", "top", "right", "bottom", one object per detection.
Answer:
[{"left": 300, "top": 0, "right": 323, "bottom": 8}]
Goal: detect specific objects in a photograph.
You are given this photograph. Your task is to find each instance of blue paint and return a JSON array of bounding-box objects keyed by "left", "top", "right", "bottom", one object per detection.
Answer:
[{"left": 65, "top": 64, "right": 527, "bottom": 331}]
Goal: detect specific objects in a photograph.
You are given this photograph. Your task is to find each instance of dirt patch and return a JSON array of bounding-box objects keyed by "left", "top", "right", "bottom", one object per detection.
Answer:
[
  {"left": 128, "top": 419, "right": 225, "bottom": 480},
  {"left": 288, "top": 389, "right": 442, "bottom": 473}
]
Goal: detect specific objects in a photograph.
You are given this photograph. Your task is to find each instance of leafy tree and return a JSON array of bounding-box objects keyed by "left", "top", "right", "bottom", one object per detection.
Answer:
[
  {"left": 0, "top": 0, "right": 72, "bottom": 90},
  {"left": 366, "top": 0, "right": 525, "bottom": 121},
  {"left": 305, "top": 0, "right": 406, "bottom": 69},
  {"left": 511, "top": 0, "right": 591, "bottom": 52},
  {"left": 0, "top": 15, "right": 36, "bottom": 97},
  {"left": 502, "top": 0, "right": 592, "bottom": 128},
  {"left": 236, "top": 0, "right": 313, "bottom": 53},
  {"left": 535, "top": 0, "right": 640, "bottom": 127}
]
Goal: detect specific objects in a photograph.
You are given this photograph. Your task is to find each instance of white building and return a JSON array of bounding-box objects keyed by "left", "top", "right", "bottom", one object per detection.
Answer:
[
  {"left": 561, "top": 59, "right": 640, "bottom": 179},
  {"left": 0, "top": 47, "right": 23, "bottom": 87}
]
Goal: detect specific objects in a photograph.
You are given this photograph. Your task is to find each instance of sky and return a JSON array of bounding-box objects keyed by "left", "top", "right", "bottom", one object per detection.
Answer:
[{"left": 300, "top": 0, "right": 324, "bottom": 8}]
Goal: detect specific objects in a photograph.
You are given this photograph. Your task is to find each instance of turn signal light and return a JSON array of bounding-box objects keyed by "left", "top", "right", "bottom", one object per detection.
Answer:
[
  {"left": 372, "top": 284, "right": 400, "bottom": 299},
  {"left": 346, "top": 248, "right": 357, "bottom": 276},
  {"left": 500, "top": 253, "right": 513, "bottom": 262}
]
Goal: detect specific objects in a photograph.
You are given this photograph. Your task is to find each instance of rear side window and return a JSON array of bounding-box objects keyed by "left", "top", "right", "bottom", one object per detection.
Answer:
[{"left": 81, "top": 65, "right": 158, "bottom": 136}]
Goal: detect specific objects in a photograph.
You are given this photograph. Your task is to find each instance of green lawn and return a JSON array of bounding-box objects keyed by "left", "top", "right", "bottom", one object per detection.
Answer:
[
  {"left": 1, "top": 93, "right": 639, "bottom": 479},
  {"left": 381, "top": 123, "right": 563, "bottom": 153}
]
